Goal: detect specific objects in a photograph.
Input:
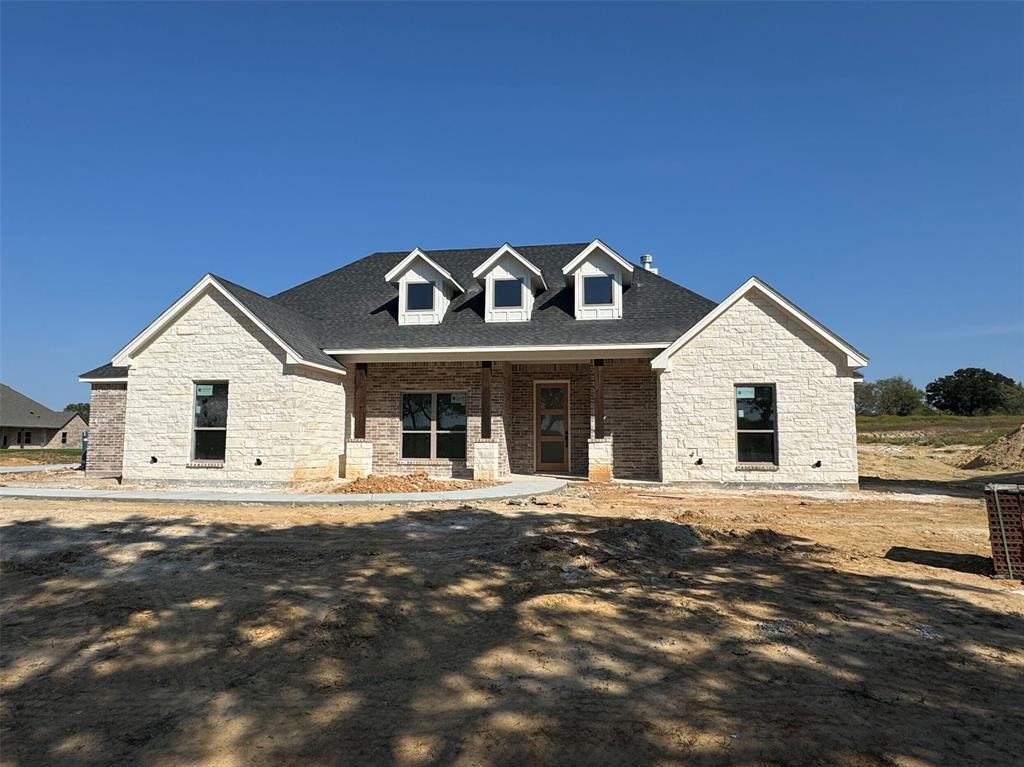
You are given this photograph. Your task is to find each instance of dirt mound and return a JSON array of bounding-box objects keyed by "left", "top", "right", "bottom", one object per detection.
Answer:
[
  {"left": 958, "top": 425, "right": 1024, "bottom": 472},
  {"left": 305, "top": 472, "right": 492, "bottom": 494}
]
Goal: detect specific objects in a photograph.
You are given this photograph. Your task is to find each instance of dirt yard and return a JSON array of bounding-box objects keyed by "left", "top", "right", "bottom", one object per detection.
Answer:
[{"left": 2, "top": 482, "right": 1022, "bottom": 766}]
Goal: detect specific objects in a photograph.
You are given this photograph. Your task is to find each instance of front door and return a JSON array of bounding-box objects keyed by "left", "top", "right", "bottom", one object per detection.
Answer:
[{"left": 535, "top": 383, "right": 569, "bottom": 473}]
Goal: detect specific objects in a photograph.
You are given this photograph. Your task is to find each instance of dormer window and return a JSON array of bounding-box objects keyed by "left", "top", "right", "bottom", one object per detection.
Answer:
[
  {"left": 472, "top": 244, "right": 546, "bottom": 323},
  {"left": 493, "top": 278, "right": 523, "bottom": 308},
  {"left": 406, "top": 281, "right": 435, "bottom": 311},
  {"left": 583, "top": 275, "right": 613, "bottom": 306},
  {"left": 561, "top": 239, "right": 634, "bottom": 320},
  {"left": 385, "top": 248, "right": 464, "bottom": 326}
]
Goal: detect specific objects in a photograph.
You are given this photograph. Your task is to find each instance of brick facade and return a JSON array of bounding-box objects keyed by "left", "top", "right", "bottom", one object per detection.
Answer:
[
  {"left": 360, "top": 361, "right": 510, "bottom": 478},
  {"left": 658, "top": 291, "right": 859, "bottom": 486},
  {"left": 86, "top": 384, "right": 127, "bottom": 477}
]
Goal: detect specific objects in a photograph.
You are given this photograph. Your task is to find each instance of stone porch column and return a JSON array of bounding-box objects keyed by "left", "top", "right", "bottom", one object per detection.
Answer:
[
  {"left": 344, "top": 439, "right": 373, "bottom": 479},
  {"left": 588, "top": 437, "right": 613, "bottom": 482}
]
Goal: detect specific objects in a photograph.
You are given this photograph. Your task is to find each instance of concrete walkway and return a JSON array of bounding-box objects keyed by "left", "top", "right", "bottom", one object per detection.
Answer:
[
  {"left": 0, "top": 463, "right": 79, "bottom": 475},
  {"left": 0, "top": 476, "right": 568, "bottom": 506}
]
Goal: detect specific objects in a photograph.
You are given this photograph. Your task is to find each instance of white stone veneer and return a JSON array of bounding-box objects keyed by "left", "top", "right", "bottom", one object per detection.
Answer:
[
  {"left": 659, "top": 291, "right": 859, "bottom": 486},
  {"left": 122, "top": 289, "right": 345, "bottom": 485}
]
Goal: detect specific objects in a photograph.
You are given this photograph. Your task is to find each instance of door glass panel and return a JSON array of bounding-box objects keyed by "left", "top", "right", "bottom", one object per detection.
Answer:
[
  {"left": 539, "top": 387, "right": 564, "bottom": 409},
  {"left": 540, "top": 415, "right": 565, "bottom": 436},
  {"left": 539, "top": 441, "right": 565, "bottom": 464}
]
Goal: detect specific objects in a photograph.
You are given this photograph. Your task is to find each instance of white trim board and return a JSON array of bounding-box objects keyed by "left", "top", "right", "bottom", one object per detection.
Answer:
[
  {"left": 109, "top": 274, "right": 346, "bottom": 376},
  {"left": 561, "top": 238, "right": 634, "bottom": 287},
  {"left": 651, "top": 276, "right": 869, "bottom": 371},
  {"left": 325, "top": 343, "right": 670, "bottom": 363},
  {"left": 79, "top": 377, "right": 129, "bottom": 384},
  {"left": 385, "top": 248, "right": 465, "bottom": 293}
]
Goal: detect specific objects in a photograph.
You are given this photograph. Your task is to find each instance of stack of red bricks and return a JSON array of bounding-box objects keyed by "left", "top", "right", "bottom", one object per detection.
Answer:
[{"left": 985, "top": 485, "right": 1024, "bottom": 579}]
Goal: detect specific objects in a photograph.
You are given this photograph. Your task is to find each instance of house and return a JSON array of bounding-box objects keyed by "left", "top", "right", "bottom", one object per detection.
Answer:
[
  {"left": 0, "top": 384, "right": 88, "bottom": 450},
  {"left": 78, "top": 240, "right": 866, "bottom": 487}
]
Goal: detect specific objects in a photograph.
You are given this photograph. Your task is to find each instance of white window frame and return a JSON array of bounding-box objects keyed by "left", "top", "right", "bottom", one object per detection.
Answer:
[
  {"left": 582, "top": 274, "right": 615, "bottom": 306},
  {"left": 492, "top": 277, "right": 524, "bottom": 309},
  {"left": 400, "top": 391, "right": 467, "bottom": 461},
  {"left": 405, "top": 280, "right": 436, "bottom": 312}
]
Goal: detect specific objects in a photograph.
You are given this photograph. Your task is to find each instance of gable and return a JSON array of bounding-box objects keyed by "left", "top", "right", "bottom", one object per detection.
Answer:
[{"left": 652, "top": 277, "right": 867, "bottom": 371}]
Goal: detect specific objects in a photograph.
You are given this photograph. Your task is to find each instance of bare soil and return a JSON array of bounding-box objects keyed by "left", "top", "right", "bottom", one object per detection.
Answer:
[
  {"left": 0, "top": 448, "right": 80, "bottom": 466},
  {"left": 2, "top": 480, "right": 1022, "bottom": 766},
  {"left": 959, "top": 424, "right": 1024, "bottom": 472}
]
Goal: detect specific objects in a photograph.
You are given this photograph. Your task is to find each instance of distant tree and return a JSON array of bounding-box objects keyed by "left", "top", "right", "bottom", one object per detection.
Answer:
[
  {"left": 856, "top": 377, "right": 926, "bottom": 416},
  {"left": 854, "top": 382, "right": 878, "bottom": 415},
  {"left": 63, "top": 402, "right": 90, "bottom": 422},
  {"left": 925, "top": 368, "right": 1016, "bottom": 415},
  {"left": 997, "top": 381, "right": 1024, "bottom": 415}
]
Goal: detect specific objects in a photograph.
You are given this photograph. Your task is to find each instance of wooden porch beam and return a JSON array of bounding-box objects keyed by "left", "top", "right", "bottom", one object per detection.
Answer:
[
  {"left": 354, "top": 363, "right": 367, "bottom": 439},
  {"left": 594, "top": 359, "right": 605, "bottom": 439},
  {"left": 481, "top": 361, "right": 492, "bottom": 440}
]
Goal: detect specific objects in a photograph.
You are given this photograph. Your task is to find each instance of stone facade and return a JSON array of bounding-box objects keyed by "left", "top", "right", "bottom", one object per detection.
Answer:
[
  {"left": 86, "top": 384, "right": 127, "bottom": 477},
  {"left": 658, "top": 291, "right": 859, "bottom": 487},
  {"left": 343, "top": 439, "right": 373, "bottom": 479},
  {"left": 121, "top": 290, "right": 345, "bottom": 485},
  {"left": 473, "top": 440, "right": 502, "bottom": 481},
  {"left": 587, "top": 437, "right": 613, "bottom": 482}
]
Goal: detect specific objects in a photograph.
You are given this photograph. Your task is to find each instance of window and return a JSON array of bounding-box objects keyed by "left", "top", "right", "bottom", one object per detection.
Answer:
[
  {"left": 583, "top": 275, "right": 613, "bottom": 305},
  {"left": 401, "top": 392, "right": 466, "bottom": 460},
  {"left": 493, "top": 278, "right": 523, "bottom": 308},
  {"left": 406, "top": 282, "right": 434, "bottom": 311},
  {"left": 193, "top": 382, "right": 229, "bottom": 462},
  {"left": 736, "top": 385, "right": 777, "bottom": 463},
  {"left": 61, "top": 432, "right": 68, "bottom": 444},
  {"left": 23, "top": 430, "right": 31, "bottom": 445},
  {"left": 16, "top": 431, "right": 22, "bottom": 445}
]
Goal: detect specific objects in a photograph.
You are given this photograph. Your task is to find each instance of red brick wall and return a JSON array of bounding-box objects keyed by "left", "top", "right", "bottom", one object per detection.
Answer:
[
  {"left": 986, "top": 486, "right": 1023, "bottom": 579},
  {"left": 357, "top": 359, "right": 659, "bottom": 481},
  {"left": 87, "top": 383, "right": 127, "bottom": 477},
  {"left": 506, "top": 363, "right": 592, "bottom": 476},
  {"left": 601, "top": 359, "right": 660, "bottom": 481},
  {"left": 364, "top": 362, "right": 509, "bottom": 478}
]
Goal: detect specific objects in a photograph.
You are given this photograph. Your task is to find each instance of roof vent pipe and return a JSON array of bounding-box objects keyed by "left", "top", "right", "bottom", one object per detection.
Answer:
[{"left": 640, "top": 254, "right": 657, "bottom": 274}]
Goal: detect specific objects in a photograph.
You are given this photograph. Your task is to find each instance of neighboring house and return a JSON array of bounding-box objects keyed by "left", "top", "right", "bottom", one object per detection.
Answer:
[
  {"left": 0, "top": 384, "right": 88, "bottom": 450},
  {"left": 79, "top": 240, "right": 867, "bottom": 487}
]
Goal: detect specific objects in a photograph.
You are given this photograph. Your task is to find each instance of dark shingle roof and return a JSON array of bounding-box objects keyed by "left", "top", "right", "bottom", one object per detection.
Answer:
[
  {"left": 272, "top": 243, "right": 717, "bottom": 349},
  {"left": 79, "top": 364, "right": 129, "bottom": 380},
  {"left": 211, "top": 275, "right": 343, "bottom": 370},
  {"left": 0, "top": 384, "right": 79, "bottom": 429},
  {"left": 82, "top": 242, "right": 718, "bottom": 374}
]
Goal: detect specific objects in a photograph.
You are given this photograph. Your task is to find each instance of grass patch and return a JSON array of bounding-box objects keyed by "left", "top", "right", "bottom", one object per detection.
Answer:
[
  {"left": 0, "top": 448, "right": 81, "bottom": 466},
  {"left": 857, "top": 415, "right": 1024, "bottom": 446}
]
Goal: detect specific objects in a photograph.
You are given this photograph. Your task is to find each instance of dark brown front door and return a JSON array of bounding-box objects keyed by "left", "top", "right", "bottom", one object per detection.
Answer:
[{"left": 535, "top": 383, "right": 569, "bottom": 473}]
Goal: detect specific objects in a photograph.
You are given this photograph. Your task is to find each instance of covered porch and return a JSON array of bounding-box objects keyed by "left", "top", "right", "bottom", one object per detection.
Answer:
[{"left": 341, "top": 357, "right": 660, "bottom": 483}]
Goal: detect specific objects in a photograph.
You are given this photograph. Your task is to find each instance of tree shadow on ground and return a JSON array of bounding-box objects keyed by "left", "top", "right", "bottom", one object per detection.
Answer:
[
  {"left": 860, "top": 471, "right": 1024, "bottom": 498},
  {"left": 2, "top": 508, "right": 1022, "bottom": 766},
  {"left": 885, "top": 546, "right": 994, "bottom": 576}
]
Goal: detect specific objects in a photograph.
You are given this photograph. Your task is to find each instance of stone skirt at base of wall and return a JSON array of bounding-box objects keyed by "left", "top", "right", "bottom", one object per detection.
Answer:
[{"left": 663, "top": 480, "right": 860, "bottom": 492}]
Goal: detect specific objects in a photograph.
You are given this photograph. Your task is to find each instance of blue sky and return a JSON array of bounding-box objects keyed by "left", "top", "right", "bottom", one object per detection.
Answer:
[{"left": 3, "top": 2, "right": 1022, "bottom": 409}]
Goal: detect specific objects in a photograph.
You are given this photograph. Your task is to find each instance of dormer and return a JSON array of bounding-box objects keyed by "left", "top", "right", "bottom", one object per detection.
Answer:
[
  {"left": 561, "top": 239, "right": 634, "bottom": 320},
  {"left": 471, "top": 244, "right": 547, "bottom": 323},
  {"left": 385, "top": 248, "right": 464, "bottom": 326}
]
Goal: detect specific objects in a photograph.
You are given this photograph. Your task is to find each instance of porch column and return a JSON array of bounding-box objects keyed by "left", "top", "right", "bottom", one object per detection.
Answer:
[
  {"left": 589, "top": 359, "right": 613, "bottom": 482},
  {"left": 480, "top": 361, "right": 492, "bottom": 439},
  {"left": 345, "top": 363, "right": 373, "bottom": 479},
  {"left": 474, "top": 361, "right": 503, "bottom": 481}
]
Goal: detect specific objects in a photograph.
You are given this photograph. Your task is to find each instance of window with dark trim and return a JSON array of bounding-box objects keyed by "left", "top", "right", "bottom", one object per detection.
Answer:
[
  {"left": 583, "top": 275, "right": 614, "bottom": 305},
  {"left": 406, "top": 282, "right": 434, "bottom": 311},
  {"left": 493, "top": 278, "right": 523, "bottom": 308},
  {"left": 193, "top": 382, "right": 229, "bottom": 462},
  {"left": 23, "top": 430, "right": 32, "bottom": 445},
  {"left": 736, "top": 384, "right": 777, "bottom": 463},
  {"left": 401, "top": 392, "right": 466, "bottom": 460},
  {"left": 61, "top": 431, "right": 68, "bottom": 444}
]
